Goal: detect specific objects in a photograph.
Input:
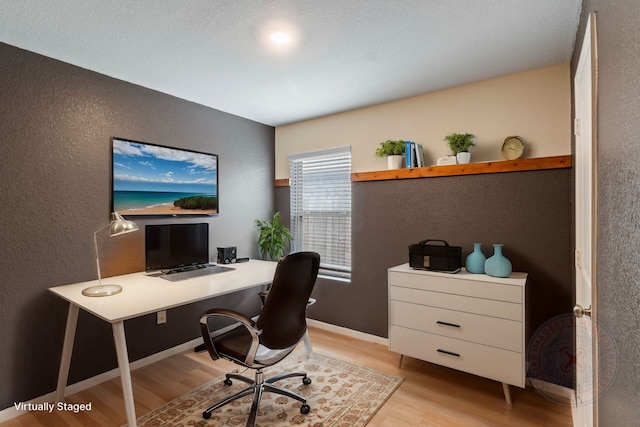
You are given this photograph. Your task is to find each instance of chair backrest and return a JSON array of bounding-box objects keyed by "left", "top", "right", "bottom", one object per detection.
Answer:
[{"left": 256, "top": 251, "right": 320, "bottom": 349}]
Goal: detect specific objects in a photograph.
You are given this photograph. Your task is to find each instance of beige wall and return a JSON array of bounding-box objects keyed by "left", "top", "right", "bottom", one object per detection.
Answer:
[{"left": 275, "top": 62, "right": 571, "bottom": 178}]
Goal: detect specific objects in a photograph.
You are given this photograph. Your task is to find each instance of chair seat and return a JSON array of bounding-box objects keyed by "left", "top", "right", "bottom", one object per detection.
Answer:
[
  {"left": 212, "top": 325, "right": 253, "bottom": 362},
  {"left": 213, "top": 324, "right": 299, "bottom": 366}
]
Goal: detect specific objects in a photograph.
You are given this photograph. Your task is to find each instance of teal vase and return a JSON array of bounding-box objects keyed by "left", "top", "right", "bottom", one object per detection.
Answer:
[
  {"left": 465, "top": 243, "right": 486, "bottom": 274},
  {"left": 484, "top": 244, "right": 512, "bottom": 278}
]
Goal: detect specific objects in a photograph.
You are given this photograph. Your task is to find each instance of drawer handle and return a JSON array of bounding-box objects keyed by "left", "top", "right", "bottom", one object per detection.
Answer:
[
  {"left": 436, "top": 320, "right": 461, "bottom": 328},
  {"left": 437, "top": 348, "right": 461, "bottom": 357}
]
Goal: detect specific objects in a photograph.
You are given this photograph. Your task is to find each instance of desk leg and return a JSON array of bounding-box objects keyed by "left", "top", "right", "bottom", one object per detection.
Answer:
[
  {"left": 55, "top": 304, "right": 79, "bottom": 402},
  {"left": 112, "top": 321, "right": 137, "bottom": 427}
]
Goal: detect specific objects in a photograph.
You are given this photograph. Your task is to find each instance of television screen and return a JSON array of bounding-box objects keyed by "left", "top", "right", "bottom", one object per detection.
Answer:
[
  {"left": 145, "top": 223, "right": 209, "bottom": 271},
  {"left": 112, "top": 137, "right": 218, "bottom": 216}
]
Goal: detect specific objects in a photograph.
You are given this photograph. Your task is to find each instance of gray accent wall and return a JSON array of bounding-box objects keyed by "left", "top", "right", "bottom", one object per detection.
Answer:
[
  {"left": 573, "top": 1, "right": 640, "bottom": 425},
  {"left": 277, "top": 168, "right": 574, "bottom": 384},
  {"left": 0, "top": 43, "right": 274, "bottom": 411}
]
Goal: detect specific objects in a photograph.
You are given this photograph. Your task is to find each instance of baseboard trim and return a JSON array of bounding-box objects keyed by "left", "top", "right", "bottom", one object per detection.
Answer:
[
  {"left": 307, "top": 318, "right": 389, "bottom": 346},
  {"left": 0, "top": 337, "right": 202, "bottom": 423}
]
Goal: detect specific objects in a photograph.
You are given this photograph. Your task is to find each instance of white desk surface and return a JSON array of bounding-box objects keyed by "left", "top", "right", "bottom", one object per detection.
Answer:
[{"left": 49, "top": 260, "right": 277, "bottom": 323}]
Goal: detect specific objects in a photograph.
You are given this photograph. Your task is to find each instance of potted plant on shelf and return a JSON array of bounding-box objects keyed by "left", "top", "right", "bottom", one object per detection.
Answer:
[
  {"left": 255, "top": 211, "right": 292, "bottom": 260},
  {"left": 375, "top": 139, "right": 405, "bottom": 169},
  {"left": 444, "top": 133, "right": 475, "bottom": 164}
]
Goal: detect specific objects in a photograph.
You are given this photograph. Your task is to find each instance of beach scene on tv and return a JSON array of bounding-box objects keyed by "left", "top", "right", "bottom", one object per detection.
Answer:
[{"left": 112, "top": 139, "right": 218, "bottom": 215}]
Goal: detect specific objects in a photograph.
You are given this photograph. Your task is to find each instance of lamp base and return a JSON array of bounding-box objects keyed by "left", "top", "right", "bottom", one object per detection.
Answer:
[{"left": 82, "top": 284, "right": 123, "bottom": 297}]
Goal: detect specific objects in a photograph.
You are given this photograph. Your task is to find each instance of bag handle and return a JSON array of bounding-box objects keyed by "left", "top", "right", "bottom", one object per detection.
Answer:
[{"left": 418, "top": 239, "right": 450, "bottom": 247}]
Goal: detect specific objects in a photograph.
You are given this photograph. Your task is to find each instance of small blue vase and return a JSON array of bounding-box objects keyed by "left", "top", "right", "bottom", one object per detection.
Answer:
[
  {"left": 484, "top": 244, "right": 512, "bottom": 278},
  {"left": 465, "top": 243, "right": 486, "bottom": 274}
]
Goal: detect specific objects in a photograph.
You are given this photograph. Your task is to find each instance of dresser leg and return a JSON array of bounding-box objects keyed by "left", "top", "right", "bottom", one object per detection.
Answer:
[
  {"left": 398, "top": 354, "right": 404, "bottom": 368},
  {"left": 502, "top": 382, "right": 512, "bottom": 405}
]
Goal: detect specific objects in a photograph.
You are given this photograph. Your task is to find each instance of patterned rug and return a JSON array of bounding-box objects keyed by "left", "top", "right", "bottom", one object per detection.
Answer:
[{"left": 132, "top": 352, "right": 403, "bottom": 427}]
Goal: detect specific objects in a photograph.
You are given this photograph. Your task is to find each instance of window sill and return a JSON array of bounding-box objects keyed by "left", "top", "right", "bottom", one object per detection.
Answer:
[{"left": 318, "top": 274, "right": 351, "bottom": 283}]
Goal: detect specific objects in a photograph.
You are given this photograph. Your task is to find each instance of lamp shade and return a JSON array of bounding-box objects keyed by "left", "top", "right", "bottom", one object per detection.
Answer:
[{"left": 109, "top": 212, "right": 139, "bottom": 236}]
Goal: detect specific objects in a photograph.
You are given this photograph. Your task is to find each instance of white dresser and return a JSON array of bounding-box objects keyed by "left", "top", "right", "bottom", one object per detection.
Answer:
[{"left": 388, "top": 263, "right": 527, "bottom": 404}]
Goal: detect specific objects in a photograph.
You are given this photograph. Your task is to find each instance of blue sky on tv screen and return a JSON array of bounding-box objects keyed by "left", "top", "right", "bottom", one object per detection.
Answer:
[{"left": 113, "top": 139, "right": 217, "bottom": 194}]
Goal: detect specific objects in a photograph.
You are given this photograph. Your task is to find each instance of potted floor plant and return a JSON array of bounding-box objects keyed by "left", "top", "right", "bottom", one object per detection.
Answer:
[
  {"left": 375, "top": 140, "right": 405, "bottom": 169},
  {"left": 255, "top": 211, "right": 292, "bottom": 260},
  {"left": 445, "top": 133, "right": 475, "bottom": 164}
]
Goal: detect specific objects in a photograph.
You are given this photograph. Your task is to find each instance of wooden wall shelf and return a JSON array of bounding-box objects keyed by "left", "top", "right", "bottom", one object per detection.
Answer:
[
  {"left": 275, "top": 155, "right": 571, "bottom": 186},
  {"left": 351, "top": 155, "right": 571, "bottom": 182}
]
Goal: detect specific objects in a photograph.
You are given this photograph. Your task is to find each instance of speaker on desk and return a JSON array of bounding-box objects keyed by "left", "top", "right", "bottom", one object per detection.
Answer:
[{"left": 217, "top": 247, "right": 237, "bottom": 264}]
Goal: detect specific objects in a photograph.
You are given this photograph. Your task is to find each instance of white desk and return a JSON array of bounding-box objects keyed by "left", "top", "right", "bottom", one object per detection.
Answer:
[{"left": 49, "top": 260, "right": 277, "bottom": 427}]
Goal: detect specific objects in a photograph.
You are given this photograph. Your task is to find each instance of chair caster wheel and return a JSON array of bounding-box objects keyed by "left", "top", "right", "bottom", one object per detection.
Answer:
[
  {"left": 224, "top": 378, "right": 233, "bottom": 386},
  {"left": 302, "top": 376, "right": 312, "bottom": 385},
  {"left": 300, "top": 404, "right": 311, "bottom": 414},
  {"left": 203, "top": 411, "right": 212, "bottom": 419}
]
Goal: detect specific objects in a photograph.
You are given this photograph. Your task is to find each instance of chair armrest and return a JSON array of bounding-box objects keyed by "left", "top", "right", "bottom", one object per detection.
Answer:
[
  {"left": 258, "top": 290, "right": 269, "bottom": 305},
  {"left": 199, "top": 308, "right": 262, "bottom": 364},
  {"left": 203, "top": 308, "right": 257, "bottom": 328}
]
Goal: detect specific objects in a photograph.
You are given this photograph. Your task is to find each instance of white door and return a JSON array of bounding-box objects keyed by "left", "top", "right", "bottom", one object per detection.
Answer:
[{"left": 573, "top": 12, "right": 597, "bottom": 427}]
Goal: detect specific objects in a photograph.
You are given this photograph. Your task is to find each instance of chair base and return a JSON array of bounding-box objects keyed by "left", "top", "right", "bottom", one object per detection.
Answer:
[{"left": 203, "top": 368, "right": 311, "bottom": 427}]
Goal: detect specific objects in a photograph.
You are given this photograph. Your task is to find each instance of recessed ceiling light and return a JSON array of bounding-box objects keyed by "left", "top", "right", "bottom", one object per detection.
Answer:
[
  {"left": 269, "top": 32, "right": 292, "bottom": 45},
  {"left": 259, "top": 20, "right": 299, "bottom": 53}
]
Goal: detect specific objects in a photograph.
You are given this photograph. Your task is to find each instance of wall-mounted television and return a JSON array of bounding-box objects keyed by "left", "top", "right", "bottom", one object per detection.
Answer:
[{"left": 111, "top": 137, "right": 218, "bottom": 216}]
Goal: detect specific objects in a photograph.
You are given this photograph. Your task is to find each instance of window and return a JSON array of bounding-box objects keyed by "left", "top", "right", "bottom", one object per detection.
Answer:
[{"left": 289, "top": 146, "right": 351, "bottom": 280}]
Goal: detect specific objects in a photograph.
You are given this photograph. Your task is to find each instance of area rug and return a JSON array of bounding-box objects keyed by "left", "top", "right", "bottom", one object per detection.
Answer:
[{"left": 133, "top": 352, "right": 404, "bottom": 427}]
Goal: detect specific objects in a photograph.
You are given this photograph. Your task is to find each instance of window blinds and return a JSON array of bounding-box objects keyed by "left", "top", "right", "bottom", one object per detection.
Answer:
[{"left": 289, "top": 146, "right": 352, "bottom": 280}]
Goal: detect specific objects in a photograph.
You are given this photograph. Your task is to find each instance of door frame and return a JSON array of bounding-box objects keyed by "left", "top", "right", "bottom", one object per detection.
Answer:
[{"left": 573, "top": 11, "right": 599, "bottom": 427}]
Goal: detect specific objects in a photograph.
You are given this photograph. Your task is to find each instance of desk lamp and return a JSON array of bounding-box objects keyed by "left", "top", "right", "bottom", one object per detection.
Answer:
[{"left": 82, "top": 212, "right": 139, "bottom": 297}]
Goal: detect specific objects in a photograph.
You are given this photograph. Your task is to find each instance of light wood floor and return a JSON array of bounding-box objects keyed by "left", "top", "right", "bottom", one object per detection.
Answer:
[{"left": 2, "top": 327, "right": 572, "bottom": 426}]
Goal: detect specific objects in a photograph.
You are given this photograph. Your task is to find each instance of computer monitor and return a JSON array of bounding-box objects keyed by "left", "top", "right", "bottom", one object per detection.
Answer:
[{"left": 145, "top": 223, "right": 209, "bottom": 271}]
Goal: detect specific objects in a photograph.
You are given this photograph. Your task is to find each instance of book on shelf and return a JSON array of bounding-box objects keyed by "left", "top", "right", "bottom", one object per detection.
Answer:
[
  {"left": 406, "top": 141, "right": 425, "bottom": 168},
  {"left": 415, "top": 143, "right": 424, "bottom": 167}
]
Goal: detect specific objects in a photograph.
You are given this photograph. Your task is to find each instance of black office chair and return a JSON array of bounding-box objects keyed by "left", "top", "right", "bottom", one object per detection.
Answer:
[{"left": 199, "top": 251, "right": 320, "bottom": 425}]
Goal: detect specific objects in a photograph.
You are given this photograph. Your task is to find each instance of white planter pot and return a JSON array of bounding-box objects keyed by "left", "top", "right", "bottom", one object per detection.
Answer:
[
  {"left": 456, "top": 152, "right": 471, "bottom": 164},
  {"left": 387, "top": 155, "right": 404, "bottom": 169}
]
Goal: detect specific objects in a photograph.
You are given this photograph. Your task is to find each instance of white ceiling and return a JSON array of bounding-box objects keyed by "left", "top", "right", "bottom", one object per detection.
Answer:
[{"left": 0, "top": 0, "right": 582, "bottom": 126}]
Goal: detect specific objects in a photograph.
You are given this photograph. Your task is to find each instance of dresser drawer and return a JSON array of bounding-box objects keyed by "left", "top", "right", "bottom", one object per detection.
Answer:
[
  {"left": 389, "top": 285, "right": 522, "bottom": 321},
  {"left": 389, "top": 269, "right": 523, "bottom": 303},
  {"left": 389, "top": 325, "right": 524, "bottom": 387},
  {"left": 389, "top": 300, "right": 522, "bottom": 352}
]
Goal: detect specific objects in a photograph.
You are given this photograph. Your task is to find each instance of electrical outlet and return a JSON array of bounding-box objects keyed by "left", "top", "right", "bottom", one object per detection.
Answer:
[{"left": 157, "top": 310, "right": 166, "bottom": 324}]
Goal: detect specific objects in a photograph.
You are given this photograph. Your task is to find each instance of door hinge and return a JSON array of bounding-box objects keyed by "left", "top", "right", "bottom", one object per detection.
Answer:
[
  {"left": 575, "top": 249, "right": 582, "bottom": 269},
  {"left": 574, "top": 117, "right": 581, "bottom": 136}
]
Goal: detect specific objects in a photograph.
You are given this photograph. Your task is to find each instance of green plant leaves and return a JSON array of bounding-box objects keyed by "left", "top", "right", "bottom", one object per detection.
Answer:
[
  {"left": 255, "top": 211, "right": 293, "bottom": 260},
  {"left": 444, "top": 133, "right": 475, "bottom": 155},
  {"left": 375, "top": 140, "right": 406, "bottom": 157}
]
